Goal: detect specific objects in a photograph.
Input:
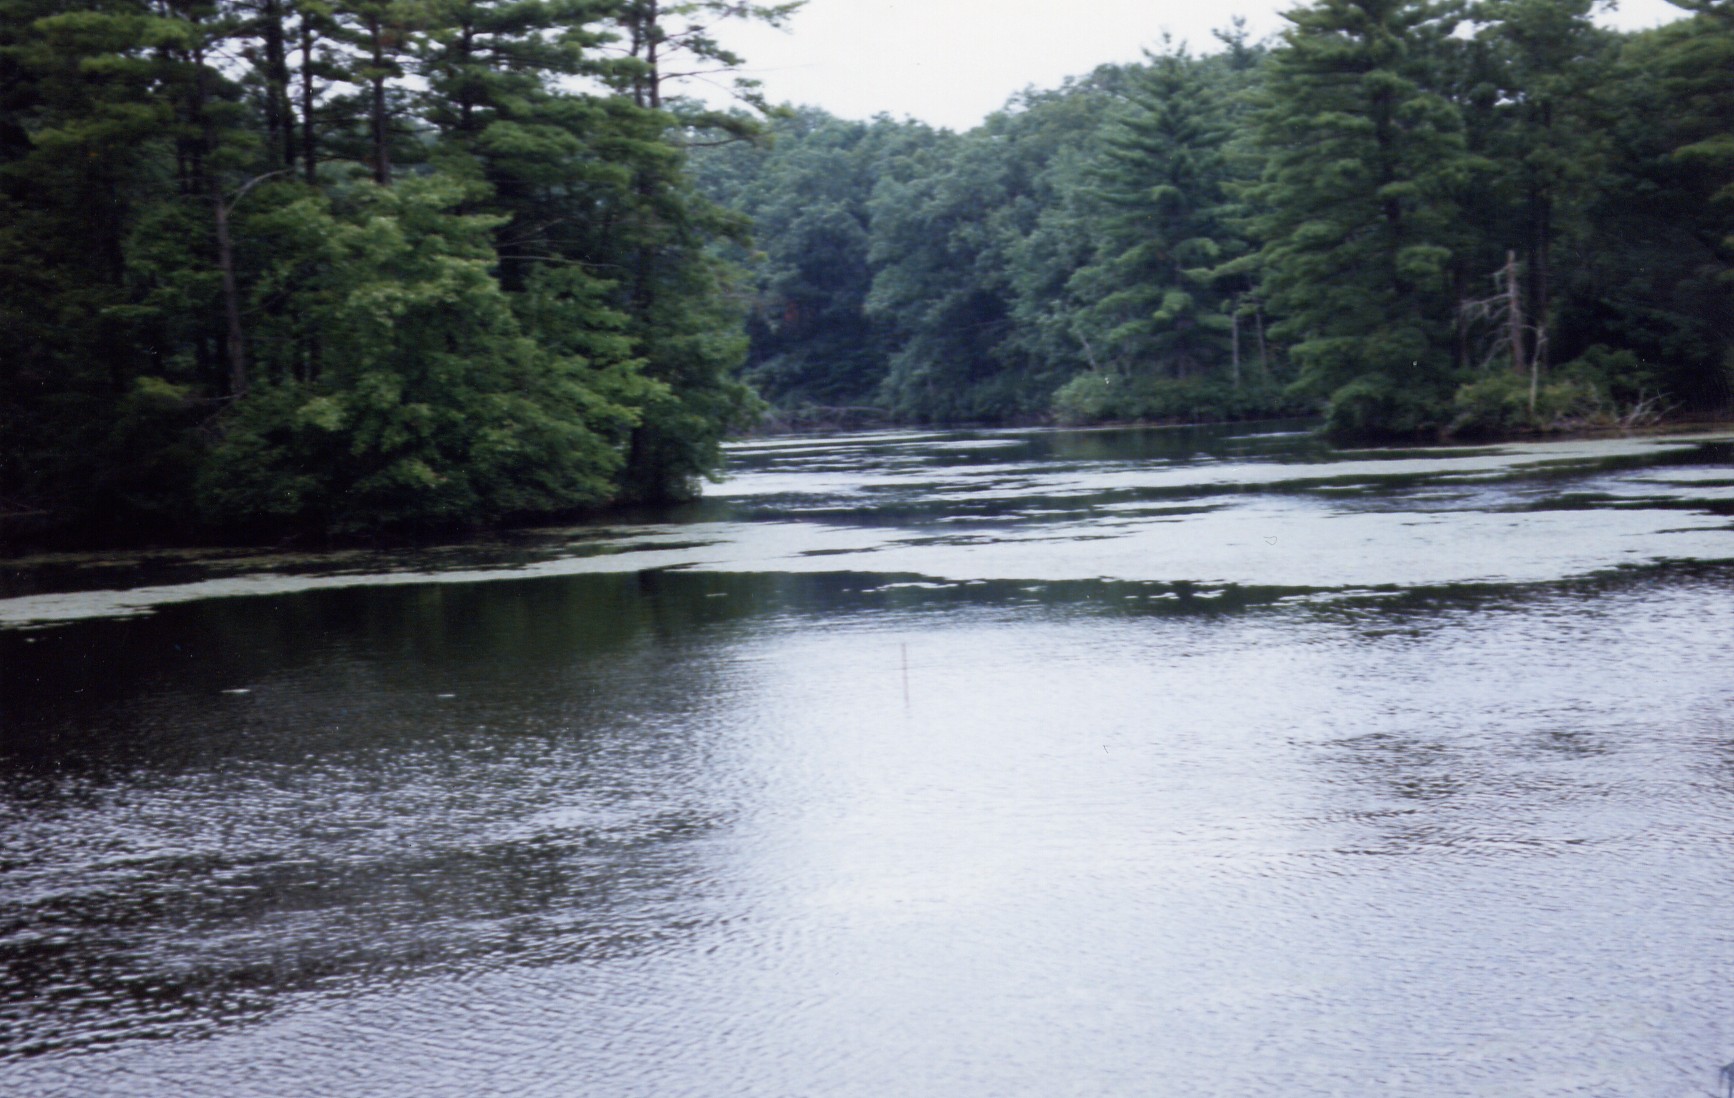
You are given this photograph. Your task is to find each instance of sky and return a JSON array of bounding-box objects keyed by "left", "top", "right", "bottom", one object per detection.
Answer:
[{"left": 699, "top": 0, "right": 1692, "bottom": 132}]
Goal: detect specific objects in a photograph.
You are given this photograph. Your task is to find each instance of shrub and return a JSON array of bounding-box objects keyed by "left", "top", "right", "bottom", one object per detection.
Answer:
[
  {"left": 1323, "top": 376, "right": 1445, "bottom": 441},
  {"left": 1448, "top": 370, "right": 1606, "bottom": 437},
  {"left": 1052, "top": 373, "right": 1310, "bottom": 426}
]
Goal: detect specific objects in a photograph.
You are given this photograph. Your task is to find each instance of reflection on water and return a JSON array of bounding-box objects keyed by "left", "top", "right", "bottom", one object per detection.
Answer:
[{"left": 4, "top": 423, "right": 1734, "bottom": 1097}]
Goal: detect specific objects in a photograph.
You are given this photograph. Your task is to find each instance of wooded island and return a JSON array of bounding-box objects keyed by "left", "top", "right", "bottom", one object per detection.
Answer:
[{"left": 2, "top": 0, "right": 1730, "bottom": 544}]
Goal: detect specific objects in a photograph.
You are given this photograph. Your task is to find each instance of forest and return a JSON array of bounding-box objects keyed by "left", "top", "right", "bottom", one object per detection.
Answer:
[
  {"left": 2, "top": 0, "right": 1731, "bottom": 544},
  {"left": 1, "top": 0, "right": 799, "bottom": 543},
  {"left": 700, "top": 2, "right": 1733, "bottom": 438}
]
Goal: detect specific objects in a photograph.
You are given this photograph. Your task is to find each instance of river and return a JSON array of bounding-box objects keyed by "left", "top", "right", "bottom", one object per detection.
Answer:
[{"left": 4, "top": 422, "right": 1734, "bottom": 1096}]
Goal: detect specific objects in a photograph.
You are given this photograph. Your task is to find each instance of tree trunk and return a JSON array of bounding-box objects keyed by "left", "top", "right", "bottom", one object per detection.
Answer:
[
  {"left": 1079, "top": 329, "right": 1102, "bottom": 374},
  {"left": 458, "top": 22, "right": 476, "bottom": 134},
  {"left": 368, "top": 14, "right": 391, "bottom": 185},
  {"left": 1254, "top": 302, "right": 1269, "bottom": 380},
  {"left": 1453, "top": 261, "right": 1470, "bottom": 373},
  {"left": 627, "top": 2, "right": 662, "bottom": 314},
  {"left": 1230, "top": 297, "right": 1241, "bottom": 389},
  {"left": 646, "top": 24, "right": 661, "bottom": 111},
  {"left": 261, "top": 0, "right": 293, "bottom": 170},
  {"left": 1528, "top": 98, "right": 1554, "bottom": 373},
  {"left": 1530, "top": 196, "right": 1551, "bottom": 371},
  {"left": 213, "top": 191, "right": 247, "bottom": 397},
  {"left": 1506, "top": 250, "right": 1525, "bottom": 380},
  {"left": 189, "top": 43, "right": 248, "bottom": 395},
  {"left": 299, "top": 15, "right": 317, "bottom": 185},
  {"left": 1371, "top": 85, "right": 1403, "bottom": 241}
]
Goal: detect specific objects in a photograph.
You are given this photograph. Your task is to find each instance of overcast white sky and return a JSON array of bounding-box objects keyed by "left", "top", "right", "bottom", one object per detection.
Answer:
[{"left": 699, "top": 0, "right": 1690, "bottom": 132}]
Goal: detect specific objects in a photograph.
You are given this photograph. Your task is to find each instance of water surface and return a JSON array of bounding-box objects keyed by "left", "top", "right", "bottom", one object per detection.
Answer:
[{"left": 5, "top": 423, "right": 1734, "bottom": 1096}]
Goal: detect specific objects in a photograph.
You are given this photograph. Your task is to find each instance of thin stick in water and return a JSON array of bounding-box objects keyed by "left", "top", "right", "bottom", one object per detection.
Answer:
[{"left": 902, "top": 642, "right": 910, "bottom": 709}]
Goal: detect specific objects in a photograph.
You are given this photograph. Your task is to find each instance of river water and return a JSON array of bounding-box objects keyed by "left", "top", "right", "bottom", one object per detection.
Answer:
[{"left": 4, "top": 423, "right": 1734, "bottom": 1097}]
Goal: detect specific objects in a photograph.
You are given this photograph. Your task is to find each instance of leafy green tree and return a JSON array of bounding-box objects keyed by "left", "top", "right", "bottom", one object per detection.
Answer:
[
  {"left": 865, "top": 129, "right": 1015, "bottom": 421},
  {"left": 201, "top": 178, "right": 648, "bottom": 533},
  {"left": 588, "top": 2, "right": 800, "bottom": 498},
  {"left": 9, "top": 0, "right": 1734, "bottom": 544},
  {"left": 868, "top": 75, "right": 1129, "bottom": 423},
  {"left": 691, "top": 109, "right": 931, "bottom": 415},
  {"left": 611, "top": 1, "right": 801, "bottom": 117},
  {"left": 1661, "top": 0, "right": 1734, "bottom": 254},
  {"left": 994, "top": 70, "right": 1130, "bottom": 392}
]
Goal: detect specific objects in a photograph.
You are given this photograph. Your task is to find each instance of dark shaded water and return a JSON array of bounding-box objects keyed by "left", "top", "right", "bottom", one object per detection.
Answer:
[{"left": 5, "top": 423, "right": 1734, "bottom": 1096}]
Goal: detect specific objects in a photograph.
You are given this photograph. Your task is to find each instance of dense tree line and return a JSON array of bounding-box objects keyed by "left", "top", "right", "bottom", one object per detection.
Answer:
[
  {"left": 4, "top": 0, "right": 1730, "bottom": 546},
  {"left": 0, "top": 0, "right": 796, "bottom": 542},
  {"left": 696, "top": 1, "right": 1732, "bottom": 438}
]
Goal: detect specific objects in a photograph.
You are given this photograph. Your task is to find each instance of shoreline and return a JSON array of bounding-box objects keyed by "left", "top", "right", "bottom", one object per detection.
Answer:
[{"left": 6, "top": 415, "right": 1731, "bottom": 563}]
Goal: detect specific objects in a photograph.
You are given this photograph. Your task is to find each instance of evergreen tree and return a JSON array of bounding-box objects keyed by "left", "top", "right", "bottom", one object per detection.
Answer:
[
  {"left": 6, "top": 0, "right": 1732, "bottom": 542},
  {"left": 593, "top": 1, "right": 799, "bottom": 499},
  {"left": 1465, "top": 0, "right": 1611, "bottom": 373},
  {"left": 1553, "top": 7, "right": 1734, "bottom": 411},
  {"left": 1252, "top": 0, "right": 1474, "bottom": 436},
  {"left": 1069, "top": 45, "right": 1241, "bottom": 382},
  {"left": 996, "top": 69, "right": 1131, "bottom": 391},
  {"left": 1654, "top": 0, "right": 1733, "bottom": 391}
]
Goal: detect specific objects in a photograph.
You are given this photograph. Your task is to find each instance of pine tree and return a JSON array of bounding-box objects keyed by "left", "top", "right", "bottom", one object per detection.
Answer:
[
  {"left": 1466, "top": 0, "right": 1612, "bottom": 373},
  {"left": 1570, "top": 2, "right": 1734, "bottom": 410},
  {"left": 1252, "top": 0, "right": 1474, "bottom": 436},
  {"left": 1658, "top": 0, "right": 1733, "bottom": 357},
  {"left": 1070, "top": 45, "right": 1240, "bottom": 383}
]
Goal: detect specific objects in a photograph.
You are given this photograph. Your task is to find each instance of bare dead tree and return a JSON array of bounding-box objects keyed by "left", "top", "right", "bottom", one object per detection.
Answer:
[
  {"left": 1460, "top": 250, "right": 1549, "bottom": 415},
  {"left": 1230, "top": 293, "right": 1242, "bottom": 389}
]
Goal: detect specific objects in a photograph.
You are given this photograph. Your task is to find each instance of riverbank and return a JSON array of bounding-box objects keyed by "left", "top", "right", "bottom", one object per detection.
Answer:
[{"left": 8, "top": 412, "right": 1732, "bottom": 563}]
